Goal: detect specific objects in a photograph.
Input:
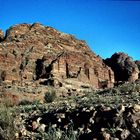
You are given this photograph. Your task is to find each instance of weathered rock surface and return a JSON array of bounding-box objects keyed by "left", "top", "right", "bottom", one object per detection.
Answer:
[
  {"left": 0, "top": 23, "right": 114, "bottom": 94},
  {"left": 105, "top": 52, "right": 139, "bottom": 82},
  {"left": 135, "top": 60, "right": 140, "bottom": 78},
  {"left": 0, "top": 29, "right": 4, "bottom": 41}
]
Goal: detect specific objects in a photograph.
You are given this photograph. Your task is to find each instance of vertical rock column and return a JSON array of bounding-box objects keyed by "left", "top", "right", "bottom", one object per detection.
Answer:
[{"left": 0, "top": 29, "right": 4, "bottom": 42}]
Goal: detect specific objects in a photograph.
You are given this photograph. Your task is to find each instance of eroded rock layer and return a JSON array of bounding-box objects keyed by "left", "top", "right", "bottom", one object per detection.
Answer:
[{"left": 0, "top": 23, "right": 114, "bottom": 92}]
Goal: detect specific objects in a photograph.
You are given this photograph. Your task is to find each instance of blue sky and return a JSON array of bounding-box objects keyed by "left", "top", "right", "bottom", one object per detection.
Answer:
[{"left": 0, "top": 0, "right": 140, "bottom": 60}]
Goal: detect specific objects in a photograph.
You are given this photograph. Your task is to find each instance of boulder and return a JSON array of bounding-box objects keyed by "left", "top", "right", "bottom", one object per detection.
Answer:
[{"left": 105, "top": 52, "right": 139, "bottom": 82}]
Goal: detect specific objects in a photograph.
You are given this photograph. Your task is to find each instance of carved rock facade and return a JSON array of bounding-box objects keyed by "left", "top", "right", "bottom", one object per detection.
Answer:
[{"left": 0, "top": 23, "right": 114, "bottom": 91}]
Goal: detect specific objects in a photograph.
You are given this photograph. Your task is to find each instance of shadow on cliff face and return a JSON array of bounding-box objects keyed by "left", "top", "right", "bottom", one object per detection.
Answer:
[
  {"left": 104, "top": 52, "right": 139, "bottom": 83},
  {"left": 35, "top": 59, "right": 54, "bottom": 86}
]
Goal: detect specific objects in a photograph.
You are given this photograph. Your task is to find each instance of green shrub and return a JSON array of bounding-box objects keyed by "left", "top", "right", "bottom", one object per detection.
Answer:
[
  {"left": 32, "top": 99, "right": 40, "bottom": 105},
  {"left": 19, "top": 99, "right": 40, "bottom": 106},
  {"left": 19, "top": 99, "right": 32, "bottom": 105},
  {"left": 118, "top": 83, "right": 134, "bottom": 93},
  {"left": 111, "top": 88, "right": 120, "bottom": 95},
  {"left": 0, "top": 104, "right": 16, "bottom": 140},
  {"left": 44, "top": 88, "right": 56, "bottom": 103},
  {"left": 41, "top": 125, "right": 79, "bottom": 140}
]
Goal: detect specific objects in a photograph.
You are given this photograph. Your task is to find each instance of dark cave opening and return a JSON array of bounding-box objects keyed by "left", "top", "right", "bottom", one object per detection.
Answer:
[
  {"left": 66, "top": 61, "right": 69, "bottom": 78},
  {"left": 114, "top": 69, "right": 129, "bottom": 82},
  {"left": 35, "top": 59, "right": 53, "bottom": 81},
  {"left": 35, "top": 59, "right": 44, "bottom": 80}
]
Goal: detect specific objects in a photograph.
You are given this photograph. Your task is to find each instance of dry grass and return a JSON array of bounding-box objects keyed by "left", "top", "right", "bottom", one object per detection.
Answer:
[{"left": 0, "top": 103, "right": 17, "bottom": 140}]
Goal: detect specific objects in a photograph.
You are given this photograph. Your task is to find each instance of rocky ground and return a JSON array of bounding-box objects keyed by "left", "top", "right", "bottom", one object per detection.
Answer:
[{"left": 0, "top": 81, "right": 140, "bottom": 140}]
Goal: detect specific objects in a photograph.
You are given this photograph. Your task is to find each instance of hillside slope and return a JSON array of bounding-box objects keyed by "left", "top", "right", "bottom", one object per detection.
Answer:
[{"left": 0, "top": 23, "right": 114, "bottom": 97}]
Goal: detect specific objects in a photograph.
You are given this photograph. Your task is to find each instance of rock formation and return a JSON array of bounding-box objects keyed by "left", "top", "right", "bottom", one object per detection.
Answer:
[
  {"left": 104, "top": 52, "right": 139, "bottom": 82},
  {"left": 0, "top": 29, "right": 4, "bottom": 42},
  {"left": 135, "top": 60, "right": 140, "bottom": 79},
  {"left": 0, "top": 23, "right": 114, "bottom": 94}
]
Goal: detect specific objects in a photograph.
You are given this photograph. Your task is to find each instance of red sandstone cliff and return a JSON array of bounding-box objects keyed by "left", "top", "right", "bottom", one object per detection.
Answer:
[{"left": 0, "top": 23, "right": 114, "bottom": 94}]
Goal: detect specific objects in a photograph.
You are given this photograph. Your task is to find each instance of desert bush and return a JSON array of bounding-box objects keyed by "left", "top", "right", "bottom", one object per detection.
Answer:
[
  {"left": 61, "top": 125, "right": 79, "bottom": 140},
  {"left": 19, "top": 99, "right": 32, "bottom": 105},
  {"left": 19, "top": 99, "right": 40, "bottom": 106},
  {"left": 111, "top": 88, "right": 120, "bottom": 95},
  {"left": 97, "top": 88, "right": 111, "bottom": 95},
  {"left": 32, "top": 99, "right": 40, "bottom": 105},
  {"left": 0, "top": 104, "right": 17, "bottom": 140},
  {"left": 133, "top": 84, "right": 140, "bottom": 92},
  {"left": 40, "top": 125, "right": 78, "bottom": 140},
  {"left": 118, "top": 83, "right": 135, "bottom": 94},
  {"left": 44, "top": 88, "right": 56, "bottom": 103}
]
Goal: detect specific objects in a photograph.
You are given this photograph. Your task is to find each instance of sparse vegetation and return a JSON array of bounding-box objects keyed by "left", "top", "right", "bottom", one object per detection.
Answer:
[
  {"left": 0, "top": 103, "right": 16, "bottom": 140},
  {"left": 0, "top": 81, "right": 139, "bottom": 140},
  {"left": 19, "top": 99, "right": 33, "bottom": 105},
  {"left": 44, "top": 88, "right": 56, "bottom": 103},
  {"left": 19, "top": 99, "right": 40, "bottom": 106},
  {"left": 33, "top": 125, "right": 79, "bottom": 140}
]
